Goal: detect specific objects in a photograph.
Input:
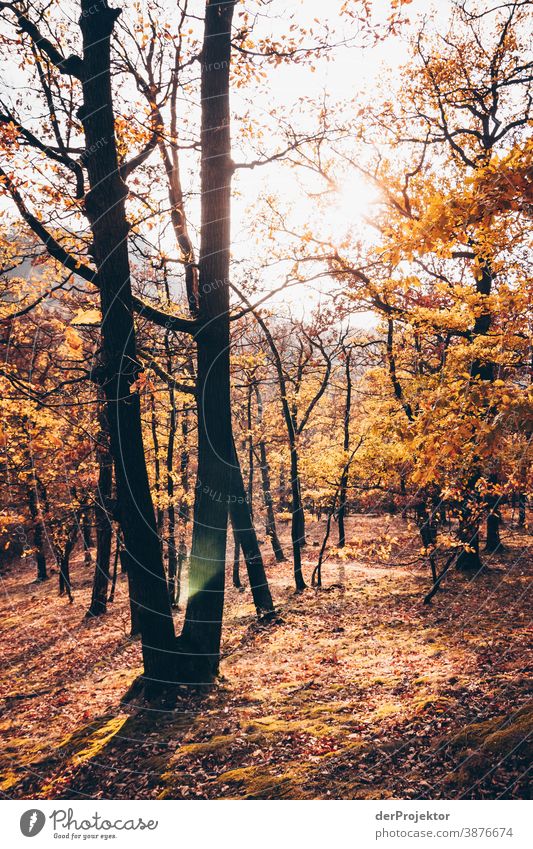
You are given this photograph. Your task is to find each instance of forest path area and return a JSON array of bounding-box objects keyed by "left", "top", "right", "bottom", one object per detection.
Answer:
[{"left": 0, "top": 515, "right": 531, "bottom": 800}]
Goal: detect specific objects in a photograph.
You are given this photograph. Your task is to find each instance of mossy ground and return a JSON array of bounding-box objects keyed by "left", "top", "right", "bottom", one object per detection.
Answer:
[{"left": 0, "top": 514, "right": 531, "bottom": 799}]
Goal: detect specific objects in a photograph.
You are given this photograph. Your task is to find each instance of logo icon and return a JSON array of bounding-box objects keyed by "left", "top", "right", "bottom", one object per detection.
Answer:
[{"left": 20, "top": 810, "right": 46, "bottom": 837}]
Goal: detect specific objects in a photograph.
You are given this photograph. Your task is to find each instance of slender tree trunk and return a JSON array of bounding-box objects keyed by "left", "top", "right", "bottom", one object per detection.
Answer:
[
  {"left": 338, "top": 351, "right": 352, "bottom": 547},
  {"left": 108, "top": 532, "right": 120, "bottom": 603},
  {"left": 229, "top": 440, "right": 275, "bottom": 615},
  {"left": 290, "top": 444, "right": 306, "bottom": 590},
  {"left": 456, "top": 487, "right": 483, "bottom": 571},
  {"left": 150, "top": 394, "right": 164, "bottom": 535},
  {"left": 81, "top": 509, "right": 93, "bottom": 565},
  {"left": 78, "top": 0, "right": 175, "bottom": 681},
  {"left": 165, "top": 357, "right": 178, "bottom": 606},
  {"left": 27, "top": 484, "right": 47, "bottom": 582},
  {"left": 177, "top": 0, "right": 237, "bottom": 682},
  {"left": 176, "top": 407, "right": 191, "bottom": 608},
  {"left": 232, "top": 526, "right": 242, "bottom": 589},
  {"left": 87, "top": 408, "right": 113, "bottom": 617},
  {"left": 57, "top": 523, "right": 78, "bottom": 603},
  {"left": 251, "top": 314, "right": 306, "bottom": 589},
  {"left": 485, "top": 476, "right": 503, "bottom": 553},
  {"left": 255, "top": 384, "right": 285, "bottom": 562}
]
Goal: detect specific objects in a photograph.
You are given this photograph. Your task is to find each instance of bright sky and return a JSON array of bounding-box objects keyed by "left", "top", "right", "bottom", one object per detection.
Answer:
[{"left": 229, "top": 0, "right": 450, "bottom": 320}]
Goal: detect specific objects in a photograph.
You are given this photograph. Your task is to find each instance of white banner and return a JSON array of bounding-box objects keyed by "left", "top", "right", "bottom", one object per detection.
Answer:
[{"left": 2, "top": 799, "right": 531, "bottom": 849}]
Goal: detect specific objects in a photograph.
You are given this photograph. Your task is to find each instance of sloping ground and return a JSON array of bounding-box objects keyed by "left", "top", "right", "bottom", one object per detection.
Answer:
[{"left": 0, "top": 515, "right": 531, "bottom": 800}]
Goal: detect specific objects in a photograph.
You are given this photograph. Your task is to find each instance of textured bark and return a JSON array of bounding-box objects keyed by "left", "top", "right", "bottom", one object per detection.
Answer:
[
  {"left": 57, "top": 522, "right": 78, "bottom": 603},
  {"left": 232, "top": 526, "right": 242, "bottom": 589},
  {"left": 229, "top": 440, "right": 274, "bottom": 615},
  {"left": 87, "top": 409, "right": 113, "bottom": 617},
  {"left": 78, "top": 0, "right": 175, "bottom": 680},
  {"left": 149, "top": 394, "right": 164, "bottom": 535},
  {"left": 254, "top": 384, "right": 285, "bottom": 562},
  {"left": 338, "top": 351, "right": 352, "bottom": 548},
  {"left": 176, "top": 407, "right": 191, "bottom": 608},
  {"left": 81, "top": 509, "right": 93, "bottom": 565},
  {"left": 177, "top": 0, "right": 237, "bottom": 682},
  {"left": 27, "top": 484, "right": 47, "bottom": 582},
  {"left": 163, "top": 327, "right": 179, "bottom": 606}
]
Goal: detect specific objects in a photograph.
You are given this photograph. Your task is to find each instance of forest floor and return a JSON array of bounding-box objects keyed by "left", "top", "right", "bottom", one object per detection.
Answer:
[{"left": 0, "top": 513, "right": 531, "bottom": 800}]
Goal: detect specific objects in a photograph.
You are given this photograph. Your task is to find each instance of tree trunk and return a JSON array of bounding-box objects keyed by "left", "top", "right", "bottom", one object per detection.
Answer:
[
  {"left": 57, "top": 523, "right": 78, "bottom": 603},
  {"left": 87, "top": 409, "right": 113, "bottom": 617},
  {"left": 485, "top": 510, "right": 502, "bottom": 553},
  {"left": 338, "top": 351, "right": 352, "bottom": 548},
  {"left": 166, "top": 369, "right": 178, "bottom": 607},
  {"left": 175, "top": 407, "right": 191, "bottom": 608},
  {"left": 456, "top": 511, "right": 483, "bottom": 572},
  {"left": 27, "top": 484, "right": 47, "bottom": 582},
  {"left": 254, "top": 383, "right": 285, "bottom": 562},
  {"left": 81, "top": 509, "right": 93, "bottom": 565},
  {"left": 229, "top": 440, "right": 275, "bottom": 615},
  {"left": 290, "top": 444, "right": 306, "bottom": 590},
  {"left": 150, "top": 393, "right": 164, "bottom": 535},
  {"left": 176, "top": 0, "right": 237, "bottom": 683},
  {"left": 78, "top": 0, "right": 175, "bottom": 681},
  {"left": 108, "top": 533, "right": 120, "bottom": 603},
  {"left": 232, "top": 526, "right": 242, "bottom": 589}
]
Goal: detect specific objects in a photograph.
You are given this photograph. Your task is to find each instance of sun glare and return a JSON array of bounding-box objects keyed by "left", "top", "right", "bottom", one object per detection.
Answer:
[{"left": 329, "top": 172, "right": 380, "bottom": 233}]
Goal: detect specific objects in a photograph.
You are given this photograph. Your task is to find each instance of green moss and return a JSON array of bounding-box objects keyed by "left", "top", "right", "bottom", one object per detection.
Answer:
[
  {"left": 177, "top": 735, "right": 237, "bottom": 757},
  {"left": 413, "top": 694, "right": 453, "bottom": 713},
  {"left": 216, "top": 765, "right": 298, "bottom": 799},
  {"left": 450, "top": 706, "right": 533, "bottom": 758}
]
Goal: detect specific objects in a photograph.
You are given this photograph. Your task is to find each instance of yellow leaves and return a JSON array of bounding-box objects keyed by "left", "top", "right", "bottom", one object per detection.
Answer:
[
  {"left": 71, "top": 308, "right": 101, "bottom": 327},
  {"left": 129, "top": 371, "right": 155, "bottom": 395},
  {"left": 63, "top": 326, "right": 83, "bottom": 355}
]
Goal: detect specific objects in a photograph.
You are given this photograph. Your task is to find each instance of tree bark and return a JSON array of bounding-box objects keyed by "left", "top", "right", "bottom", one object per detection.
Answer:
[
  {"left": 87, "top": 408, "right": 113, "bottom": 617},
  {"left": 176, "top": 0, "right": 237, "bottom": 682},
  {"left": 229, "top": 439, "right": 275, "bottom": 615},
  {"left": 78, "top": 0, "right": 175, "bottom": 681},
  {"left": 27, "top": 484, "right": 47, "bottom": 582},
  {"left": 338, "top": 351, "right": 352, "bottom": 547},
  {"left": 81, "top": 509, "right": 93, "bottom": 565},
  {"left": 254, "top": 383, "right": 285, "bottom": 562}
]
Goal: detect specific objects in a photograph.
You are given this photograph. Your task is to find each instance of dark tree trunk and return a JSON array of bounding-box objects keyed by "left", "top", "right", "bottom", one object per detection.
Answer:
[
  {"left": 27, "top": 485, "right": 47, "bottom": 582},
  {"left": 175, "top": 407, "right": 191, "bottom": 608},
  {"left": 254, "top": 383, "right": 285, "bottom": 562},
  {"left": 108, "top": 533, "right": 120, "bottom": 603},
  {"left": 250, "top": 314, "right": 305, "bottom": 590},
  {"left": 150, "top": 394, "right": 164, "bottom": 535},
  {"left": 166, "top": 367, "right": 178, "bottom": 607},
  {"left": 338, "top": 351, "right": 352, "bottom": 548},
  {"left": 87, "top": 409, "right": 113, "bottom": 617},
  {"left": 81, "top": 509, "right": 93, "bottom": 565},
  {"left": 484, "top": 474, "right": 502, "bottom": 553},
  {"left": 290, "top": 443, "right": 306, "bottom": 590},
  {"left": 78, "top": 0, "right": 175, "bottom": 680},
  {"left": 57, "top": 523, "right": 78, "bottom": 603},
  {"left": 485, "top": 510, "right": 502, "bottom": 552},
  {"left": 177, "top": 0, "right": 237, "bottom": 682},
  {"left": 232, "top": 526, "right": 242, "bottom": 589},
  {"left": 229, "top": 441, "right": 274, "bottom": 615},
  {"left": 456, "top": 514, "right": 483, "bottom": 572}
]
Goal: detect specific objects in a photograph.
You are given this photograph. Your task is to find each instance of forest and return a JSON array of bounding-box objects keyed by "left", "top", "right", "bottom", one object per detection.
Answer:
[{"left": 0, "top": 0, "right": 531, "bottom": 802}]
